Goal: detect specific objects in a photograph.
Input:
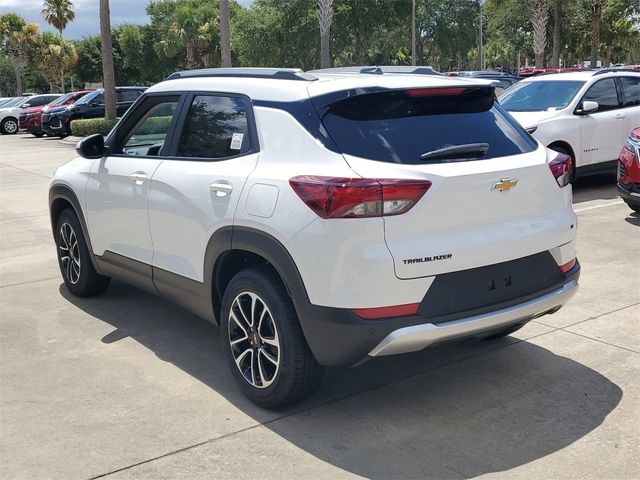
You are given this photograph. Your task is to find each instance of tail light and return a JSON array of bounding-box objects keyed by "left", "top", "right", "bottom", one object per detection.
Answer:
[
  {"left": 289, "top": 176, "right": 431, "bottom": 219},
  {"left": 352, "top": 302, "right": 420, "bottom": 320},
  {"left": 558, "top": 258, "right": 576, "bottom": 274},
  {"left": 548, "top": 152, "right": 573, "bottom": 187}
]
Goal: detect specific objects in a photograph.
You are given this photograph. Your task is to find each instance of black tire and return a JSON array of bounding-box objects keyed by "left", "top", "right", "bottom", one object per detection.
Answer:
[
  {"left": 0, "top": 117, "right": 19, "bottom": 135},
  {"left": 624, "top": 199, "right": 640, "bottom": 213},
  {"left": 31, "top": 131, "right": 45, "bottom": 137},
  {"left": 484, "top": 323, "right": 525, "bottom": 340},
  {"left": 549, "top": 144, "right": 577, "bottom": 183},
  {"left": 55, "top": 208, "right": 110, "bottom": 297},
  {"left": 220, "top": 265, "right": 323, "bottom": 409}
]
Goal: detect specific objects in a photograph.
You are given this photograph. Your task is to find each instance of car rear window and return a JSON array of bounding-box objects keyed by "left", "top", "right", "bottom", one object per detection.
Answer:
[{"left": 321, "top": 88, "right": 536, "bottom": 164}]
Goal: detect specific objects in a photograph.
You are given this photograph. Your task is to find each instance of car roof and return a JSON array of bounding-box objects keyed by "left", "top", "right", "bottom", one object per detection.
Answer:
[
  {"left": 521, "top": 70, "right": 640, "bottom": 82},
  {"left": 148, "top": 69, "right": 495, "bottom": 103}
]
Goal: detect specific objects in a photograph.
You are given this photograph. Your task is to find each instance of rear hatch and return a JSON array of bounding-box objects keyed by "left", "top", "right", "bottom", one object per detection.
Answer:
[{"left": 313, "top": 83, "right": 576, "bottom": 279}]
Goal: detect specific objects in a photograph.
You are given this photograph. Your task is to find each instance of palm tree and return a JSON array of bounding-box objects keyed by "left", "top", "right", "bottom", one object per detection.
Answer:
[
  {"left": 0, "top": 13, "right": 40, "bottom": 95},
  {"left": 590, "top": 0, "right": 604, "bottom": 67},
  {"left": 530, "top": 0, "right": 549, "bottom": 68},
  {"left": 318, "top": 0, "right": 333, "bottom": 68},
  {"left": 41, "top": 0, "right": 75, "bottom": 35},
  {"left": 42, "top": 0, "right": 75, "bottom": 91},
  {"left": 219, "top": 0, "right": 231, "bottom": 67},
  {"left": 551, "top": 0, "right": 562, "bottom": 68},
  {"left": 38, "top": 32, "right": 78, "bottom": 92},
  {"left": 99, "top": 0, "right": 117, "bottom": 119}
]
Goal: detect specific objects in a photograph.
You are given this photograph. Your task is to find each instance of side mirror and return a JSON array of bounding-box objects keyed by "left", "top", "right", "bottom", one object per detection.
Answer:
[
  {"left": 577, "top": 100, "right": 599, "bottom": 115},
  {"left": 76, "top": 134, "right": 105, "bottom": 159}
]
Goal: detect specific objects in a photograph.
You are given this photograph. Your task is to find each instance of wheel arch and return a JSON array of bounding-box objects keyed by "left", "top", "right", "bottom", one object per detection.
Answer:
[{"left": 547, "top": 140, "right": 576, "bottom": 161}]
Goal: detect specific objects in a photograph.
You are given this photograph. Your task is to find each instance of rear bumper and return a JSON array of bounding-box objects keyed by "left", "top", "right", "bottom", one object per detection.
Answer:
[
  {"left": 369, "top": 280, "right": 577, "bottom": 357},
  {"left": 299, "top": 260, "right": 580, "bottom": 367}
]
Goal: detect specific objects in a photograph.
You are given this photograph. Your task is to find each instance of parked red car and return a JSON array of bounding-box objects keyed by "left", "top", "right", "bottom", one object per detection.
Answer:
[
  {"left": 618, "top": 127, "right": 640, "bottom": 213},
  {"left": 19, "top": 90, "right": 92, "bottom": 137}
]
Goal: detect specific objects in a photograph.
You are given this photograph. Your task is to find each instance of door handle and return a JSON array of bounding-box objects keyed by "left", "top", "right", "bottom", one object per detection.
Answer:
[
  {"left": 130, "top": 172, "right": 148, "bottom": 186},
  {"left": 615, "top": 112, "right": 626, "bottom": 119},
  {"left": 209, "top": 182, "right": 233, "bottom": 197}
]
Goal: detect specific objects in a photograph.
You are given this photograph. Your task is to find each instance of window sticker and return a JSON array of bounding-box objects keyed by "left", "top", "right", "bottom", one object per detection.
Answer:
[{"left": 230, "top": 133, "right": 244, "bottom": 150}]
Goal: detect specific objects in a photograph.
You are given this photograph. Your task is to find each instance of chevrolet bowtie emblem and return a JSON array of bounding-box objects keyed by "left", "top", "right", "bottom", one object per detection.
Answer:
[{"left": 491, "top": 178, "right": 518, "bottom": 192}]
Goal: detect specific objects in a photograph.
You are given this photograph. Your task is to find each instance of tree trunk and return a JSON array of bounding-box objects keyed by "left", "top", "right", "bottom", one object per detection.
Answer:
[
  {"left": 100, "top": 0, "right": 117, "bottom": 120},
  {"left": 219, "top": 0, "right": 231, "bottom": 67},
  {"left": 11, "top": 53, "right": 23, "bottom": 96},
  {"left": 186, "top": 43, "right": 197, "bottom": 70},
  {"left": 590, "top": 0, "right": 603, "bottom": 68},
  {"left": 551, "top": 0, "right": 562, "bottom": 68},
  {"left": 318, "top": 0, "right": 333, "bottom": 68},
  {"left": 531, "top": 0, "right": 549, "bottom": 68},
  {"left": 61, "top": 70, "right": 65, "bottom": 93}
]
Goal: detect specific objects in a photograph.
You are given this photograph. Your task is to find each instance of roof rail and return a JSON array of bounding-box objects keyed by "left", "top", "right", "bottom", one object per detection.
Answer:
[
  {"left": 166, "top": 68, "right": 318, "bottom": 82},
  {"left": 593, "top": 67, "right": 640, "bottom": 76},
  {"left": 308, "top": 66, "right": 443, "bottom": 76}
]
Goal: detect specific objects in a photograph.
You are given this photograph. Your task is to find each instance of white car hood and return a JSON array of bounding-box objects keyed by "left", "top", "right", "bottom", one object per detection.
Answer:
[{"left": 508, "top": 110, "right": 563, "bottom": 129}]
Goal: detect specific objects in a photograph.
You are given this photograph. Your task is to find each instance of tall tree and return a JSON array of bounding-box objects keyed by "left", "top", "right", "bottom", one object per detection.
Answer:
[
  {"left": 318, "top": 0, "right": 333, "bottom": 68},
  {"left": 590, "top": 0, "right": 604, "bottom": 67},
  {"left": 551, "top": 0, "right": 562, "bottom": 68},
  {"left": 0, "top": 13, "right": 40, "bottom": 95},
  {"left": 219, "top": 0, "right": 231, "bottom": 67},
  {"left": 37, "top": 32, "right": 77, "bottom": 91},
  {"left": 99, "top": 0, "right": 117, "bottom": 119},
  {"left": 530, "top": 0, "right": 549, "bottom": 68},
  {"left": 41, "top": 0, "right": 75, "bottom": 91},
  {"left": 41, "top": 0, "right": 75, "bottom": 34}
]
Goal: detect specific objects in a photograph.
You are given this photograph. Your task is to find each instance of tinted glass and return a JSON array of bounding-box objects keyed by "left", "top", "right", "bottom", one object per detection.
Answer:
[
  {"left": 321, "top": 88, "right": 536, "bottom": 165},
  {"left": 176, "top": 95, "right": 252, "bottom": 159},
  {"left": 75, "top": 90, "right": 103, "bottom": 105},
  {"left": 121, "top": 100, "right": 178, "bottom": 156},
  {"left": 48, "top": 92, "right": 74, "bottom": 107},
  {"left": 499, "top": 80, "right": 585, "bottom": 112},
  {"left": 118, "top": 90, "right": 142, "bottom": 103},
  {"left": 620, "top": 77, "right": 640, "bottom": 107},
  {"left": 582, "top": 78, "right": 620, "bottom": 111}
]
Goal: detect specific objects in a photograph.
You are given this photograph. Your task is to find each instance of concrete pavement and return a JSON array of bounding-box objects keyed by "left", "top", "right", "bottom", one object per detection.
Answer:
[{"left": 0, "top": 133, "right": 638, "bottom": 479}]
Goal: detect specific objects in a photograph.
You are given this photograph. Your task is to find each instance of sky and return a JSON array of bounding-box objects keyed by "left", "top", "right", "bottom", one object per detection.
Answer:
[{"left": 0, "top": 0, "right": 253, "bottom": 40}]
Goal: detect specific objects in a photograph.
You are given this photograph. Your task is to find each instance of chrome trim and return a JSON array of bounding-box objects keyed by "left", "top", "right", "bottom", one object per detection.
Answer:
[{"left": 368, "top": 281, "right": 578, "bottom": 357}]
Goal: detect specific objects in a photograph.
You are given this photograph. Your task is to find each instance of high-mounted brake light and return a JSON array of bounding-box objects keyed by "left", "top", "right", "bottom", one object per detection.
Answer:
[
  {"left": 406, "top": 87, "right": 467, "bottom": 97},
  {"left": 548, "top": 152, "right": 573, "bottom": 187},
  {"left": 352, "top": 303, "right": 420, "bottom": 320},
  {"left": 289, "top": 176, "right": 431, "bottom": 219},
  {"left": 558, "top": 258, "right": 576, "bottom": 274}
]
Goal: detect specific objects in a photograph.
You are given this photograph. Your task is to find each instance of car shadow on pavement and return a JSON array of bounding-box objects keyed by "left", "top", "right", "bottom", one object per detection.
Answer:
[
  {"left": 625, "top": 211, "right": 639, "bottom": 227},
  {"left": 572, "top": 173, "right": 618, "bottom": 204},
  {"left": 60, "top": 281, "right": 622, "bottom": 479}
]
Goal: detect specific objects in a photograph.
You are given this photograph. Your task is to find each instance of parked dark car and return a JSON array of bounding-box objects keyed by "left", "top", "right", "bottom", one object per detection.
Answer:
[
  {"left": 42, "top": 87, "right": 146, "bottom": 137},
  {"left": 19, "top": 90, "right": 93, "bottom": 137}
]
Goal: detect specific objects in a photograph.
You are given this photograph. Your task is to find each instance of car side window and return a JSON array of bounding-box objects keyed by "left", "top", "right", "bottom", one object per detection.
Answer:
[
  {"left": 620, "top": 77, "right": 640, "bottom": 108},
  {"left": 582, "top": 78, "right": 620, "bottom": 112},
  {"left": 176, "top": 95, "right": 252, "bottom": 159},
  {"left": 118, "top": 98, "right": 179, "bottom": 157},
  {"left": 117, "top": 90, "right": 141, "bottom": 103}
]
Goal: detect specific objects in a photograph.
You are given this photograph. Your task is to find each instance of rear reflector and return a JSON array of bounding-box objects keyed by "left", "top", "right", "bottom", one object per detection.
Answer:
[
  {"left": 549, "top": 152, "right": 573, "bottom": 187},
  {"left": 406, "top": 87, "right": 467, "bottom": 97},
  {"left": 559, "top": 258, "right": 576, "bottom": 274},
  {"left": 352, "top": 303, "right": 420, "bottom": 320},
  {"left": 289, "top": 176, "right": 431, "bottom": 219}
]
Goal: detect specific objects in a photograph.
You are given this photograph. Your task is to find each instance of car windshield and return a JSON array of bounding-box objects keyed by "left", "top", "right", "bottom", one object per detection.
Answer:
[
  {"left": 75, "top": 90, "right": 102, "bottom": 105},
  {"left": 47, "top": 93, "right": 75, "bottom": 107},
  {"left": 1, "top": 97, "right": 26, "bottom": 108},
  {"left": 498, "top": 80, "right": 585, "bottom": 112}
]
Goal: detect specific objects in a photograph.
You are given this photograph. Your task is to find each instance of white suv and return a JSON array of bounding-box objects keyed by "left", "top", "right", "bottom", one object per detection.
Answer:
[
  {"left": 50, "top": 68, "right": 580, "bottom": 408},
  {"left": 499, "top": 69, "right": 640, "bottom": 178}
]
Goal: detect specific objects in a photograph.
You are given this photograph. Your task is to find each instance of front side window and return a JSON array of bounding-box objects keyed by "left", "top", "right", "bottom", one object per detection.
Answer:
[
  {"left": 620, "top": 77, "right": 640, "bottom": 107},
  {"left": 119, "top": 99, "right": 178, "bottom": 156},
  {"left": 118, "top": 90, "right": 142, "bottom": 103},
  {"left": 176, "top": 95, "right": 252, "bottom": 159},
  {"left": 499, "top": 80, "right": 585, "bottom": 112},
  {"left": 582, "top": 78, "right": 620, "bottom": 112}
]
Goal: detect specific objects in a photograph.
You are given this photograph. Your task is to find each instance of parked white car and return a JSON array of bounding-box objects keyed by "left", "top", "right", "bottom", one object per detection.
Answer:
[
  {"left": 499, "top": 69, "right": 640, "bottom": 178},
  {"left": 49, "top": 68, "right": 580, "bottom": 408},
  {"left": 0, "top": 94, "right": 60, "bottom": 134}
]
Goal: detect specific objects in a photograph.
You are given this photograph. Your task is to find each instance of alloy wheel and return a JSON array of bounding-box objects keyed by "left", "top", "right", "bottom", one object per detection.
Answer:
[
  {"left": 228, "top": 291, "right": 280, "bottom": 388},
  {"left": 4, "top": 120, "right": 17, "bottom": 134},
  {"left": 59, "top": 223, "right": 81, "bottom": 284}
]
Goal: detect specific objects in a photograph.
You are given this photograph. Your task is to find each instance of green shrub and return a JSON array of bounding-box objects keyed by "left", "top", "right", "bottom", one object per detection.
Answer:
[{"left": 70, "top": 118, "right": 119, "bottom": 137}]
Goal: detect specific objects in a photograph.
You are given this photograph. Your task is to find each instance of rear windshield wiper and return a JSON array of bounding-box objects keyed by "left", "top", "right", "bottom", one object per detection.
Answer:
[{"left": 419, "top": 143, "right": 490, "bottom": 162}]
